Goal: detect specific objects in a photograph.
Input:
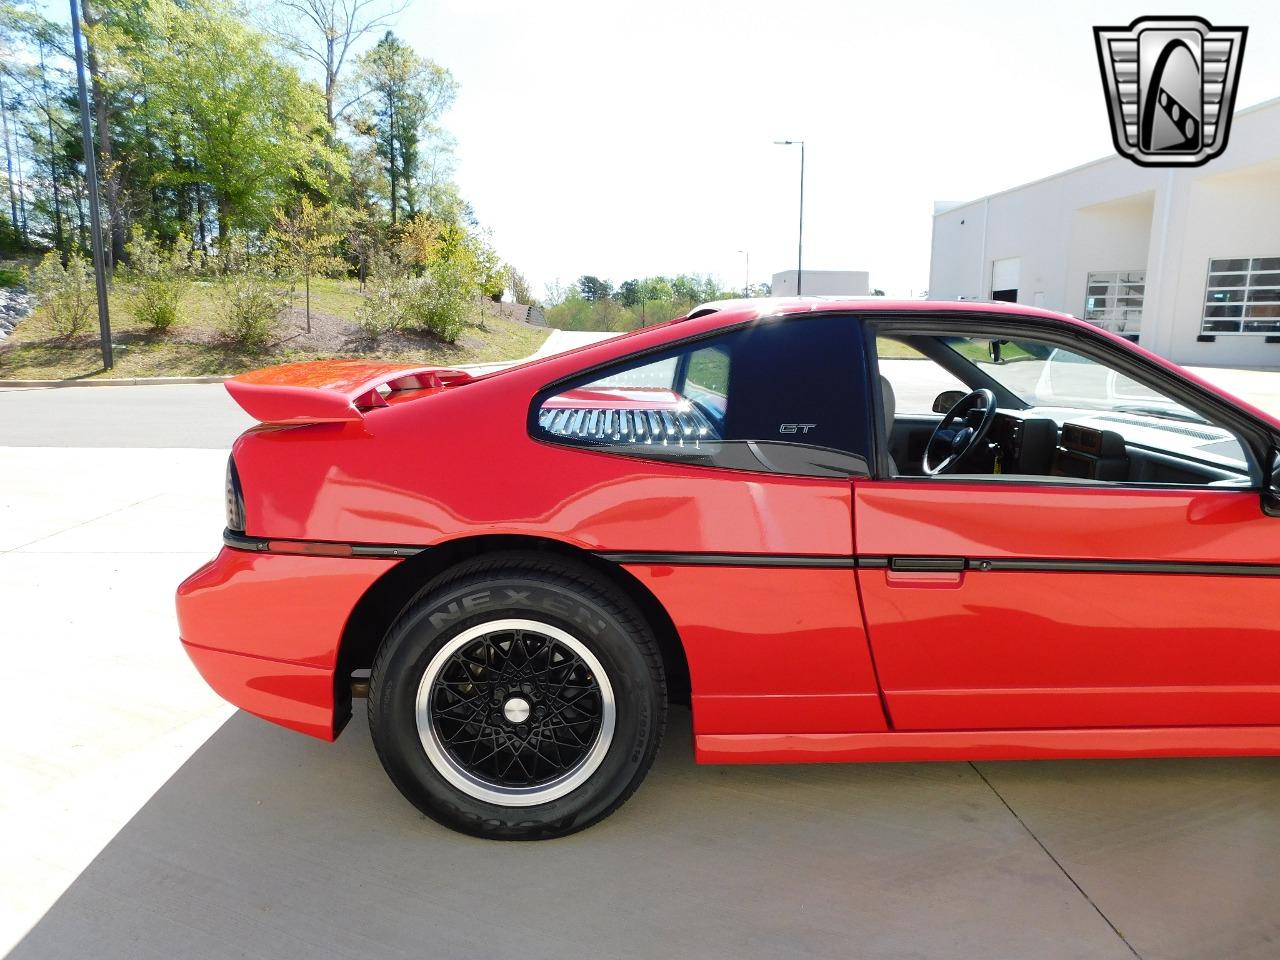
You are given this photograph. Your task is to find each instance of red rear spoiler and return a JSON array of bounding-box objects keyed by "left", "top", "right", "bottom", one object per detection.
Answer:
[{"left": 225, "top": 359, "right": 474, "bottom": 424}]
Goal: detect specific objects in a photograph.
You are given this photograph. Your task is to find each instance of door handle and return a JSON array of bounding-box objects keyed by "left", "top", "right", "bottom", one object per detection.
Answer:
[
  {"left": 888, "top": 557, "right": 965, "bottom": 572},
  {"left": 883, "top": 556, "right": 965, "bottom": 588}
]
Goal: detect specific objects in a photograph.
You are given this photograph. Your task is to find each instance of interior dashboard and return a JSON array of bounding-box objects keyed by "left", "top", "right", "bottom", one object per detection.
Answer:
[{"left": 962, "top": 410, "right": 1251, "bottom": 486}]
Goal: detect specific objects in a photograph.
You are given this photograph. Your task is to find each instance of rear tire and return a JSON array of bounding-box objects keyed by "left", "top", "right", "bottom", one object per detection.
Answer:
[{"left": 368, "top": 553, "right": 666, "bottom": 840}]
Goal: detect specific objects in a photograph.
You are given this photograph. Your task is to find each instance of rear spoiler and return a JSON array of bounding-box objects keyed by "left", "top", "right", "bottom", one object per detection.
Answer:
[{"left": 225, "top": 360, "right": 474, "bottom": 424}]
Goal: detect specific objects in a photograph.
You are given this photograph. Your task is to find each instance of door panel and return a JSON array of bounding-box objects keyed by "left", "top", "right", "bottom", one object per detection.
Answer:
[
  {"left": 854, "top": 480, "right": 1280, "bottom": 730},
  {"left": 887, "top": 415, "right": 939, "bottom": 475}
]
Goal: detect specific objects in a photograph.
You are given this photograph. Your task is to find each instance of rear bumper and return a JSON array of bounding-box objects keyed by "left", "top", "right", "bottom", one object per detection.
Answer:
[
  {"left": 176, "top": 546, "right": 399, "bottom": 740},
  {"left": 181, "top": 638, "right": 339, "bottom": 740}
]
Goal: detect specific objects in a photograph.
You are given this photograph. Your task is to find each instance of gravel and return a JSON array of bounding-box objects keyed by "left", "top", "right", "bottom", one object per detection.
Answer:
[{"left": 0, "top": 285, "right": 34, "bottom": 342}]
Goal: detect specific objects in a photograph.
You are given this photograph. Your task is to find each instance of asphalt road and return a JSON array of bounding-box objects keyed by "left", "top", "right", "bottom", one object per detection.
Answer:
[
  {"left": 0, "top": 383, "right": 252, "bottom": 448},
  {"left": 0, "top": 328, "right": 612, "bottom": 450}
]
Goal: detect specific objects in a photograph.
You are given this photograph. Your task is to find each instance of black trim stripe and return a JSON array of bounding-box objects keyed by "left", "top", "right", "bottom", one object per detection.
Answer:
[
  {"left": 597, "top": 551, "right": 857, "bottom": 568},
  {"left": 220, "top": 532, "right": 1280, "bottom": 577},
  {"left": 973, "top": 557, "right": 1280, "bottom": 577}
]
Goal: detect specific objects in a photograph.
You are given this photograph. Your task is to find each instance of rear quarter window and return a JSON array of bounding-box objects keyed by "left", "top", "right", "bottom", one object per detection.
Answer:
[{"left": 532, "top": 314, "right": 872, "bottom": 477}]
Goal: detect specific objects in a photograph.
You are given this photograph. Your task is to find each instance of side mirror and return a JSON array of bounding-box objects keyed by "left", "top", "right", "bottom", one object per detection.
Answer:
[
  {"left": 988, "top": 339, "right": 1005, "bottom": 363},
  {"left": 1264, "top": 449, "right": 1280, "bottom": 517},
  {"left": 932, "top": 390, "right": 967, "bottom": 414}
]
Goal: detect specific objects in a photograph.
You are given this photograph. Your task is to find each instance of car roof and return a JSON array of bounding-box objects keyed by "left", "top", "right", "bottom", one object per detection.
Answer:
[{"left": 690, "top": 296, "right": 1082, "bottom": 327}]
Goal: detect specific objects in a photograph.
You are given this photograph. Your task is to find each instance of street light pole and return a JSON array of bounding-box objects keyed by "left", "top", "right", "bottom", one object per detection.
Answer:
[
  {"left": 774, "top": 139, "right": 805, "bottom": 296},
  {"left": 69, "top": 0, "right": 112, "bottom": 370},
  {"left": 737, "top": 249, "right": 749, "bottom": 298}
]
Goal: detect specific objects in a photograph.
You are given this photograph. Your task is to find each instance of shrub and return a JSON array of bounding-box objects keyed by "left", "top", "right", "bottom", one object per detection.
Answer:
[
  {"left": 32, "top": 252, "right": 95, "bottom": 339},
  {"left": 401, "top": 259, "right": 471, "bottom": 343},
  {"left": 133, "top": 279, "right": 184, "bottom": 333},
  {"left": 354, "top": 274, "right": 404, "bottom": 344},
  {"left": 219, "top": 274, "right": 286, "bottom": 350},
  {"left": 125, "top": 228, "right": 189, "bottom": 334},
  {"left": 0, "top": 266, "right": 24, "bottom": 288}
]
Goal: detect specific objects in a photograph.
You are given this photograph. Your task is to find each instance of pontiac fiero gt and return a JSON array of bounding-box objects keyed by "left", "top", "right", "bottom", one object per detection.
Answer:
[{"left": 177, "top": 298, "right": 1280, "bottom": 839}]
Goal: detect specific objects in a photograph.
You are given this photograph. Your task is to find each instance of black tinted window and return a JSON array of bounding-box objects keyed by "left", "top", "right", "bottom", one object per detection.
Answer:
[{"left": 533, "top": 314, "right": 871, "bottom": 477}]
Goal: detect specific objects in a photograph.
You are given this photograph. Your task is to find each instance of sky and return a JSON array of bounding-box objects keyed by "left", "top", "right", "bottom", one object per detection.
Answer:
[{"left": 382, "top": 0, "right": 1280, "bottom": 299}]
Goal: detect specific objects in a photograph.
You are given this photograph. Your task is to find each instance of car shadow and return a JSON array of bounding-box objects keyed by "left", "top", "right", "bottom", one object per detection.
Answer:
[{"left": 9, "top": 707, "right": 1280, "bottom": 960}]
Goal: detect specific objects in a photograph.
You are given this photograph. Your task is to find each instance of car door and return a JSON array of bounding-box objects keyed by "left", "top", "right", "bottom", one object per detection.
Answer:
[{"left": 856, "top": 319, "right": 1280, "bottom": 732}]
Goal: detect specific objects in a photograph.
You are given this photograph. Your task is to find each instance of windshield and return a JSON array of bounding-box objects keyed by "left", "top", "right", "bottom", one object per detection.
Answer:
[{"left": 939, "top": 337, "right": 1209, "bottom": 424}]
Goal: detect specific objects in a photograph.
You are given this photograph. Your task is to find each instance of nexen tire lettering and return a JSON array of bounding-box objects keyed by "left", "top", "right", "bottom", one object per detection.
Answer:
[{"left": 427, "top": 587, "right": 608, "bottom": 637}]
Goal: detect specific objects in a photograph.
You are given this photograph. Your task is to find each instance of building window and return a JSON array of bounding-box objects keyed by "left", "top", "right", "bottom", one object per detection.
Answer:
[
  {"left": 1202, "top": 257, "right": 1280, "bottom": 334},
  {"left": 1083, "top": 271, "right": 1145, "bottom": 338}
]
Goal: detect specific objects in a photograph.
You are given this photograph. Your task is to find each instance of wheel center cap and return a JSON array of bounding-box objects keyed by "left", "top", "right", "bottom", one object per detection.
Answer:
[{"left": 502, "top": 697, "right": 531, "bottom": 724}]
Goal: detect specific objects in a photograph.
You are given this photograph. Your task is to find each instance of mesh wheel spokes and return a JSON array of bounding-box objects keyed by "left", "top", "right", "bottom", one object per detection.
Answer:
[{"left": 429, "top": 628, "right": 606, "bottom": 791}]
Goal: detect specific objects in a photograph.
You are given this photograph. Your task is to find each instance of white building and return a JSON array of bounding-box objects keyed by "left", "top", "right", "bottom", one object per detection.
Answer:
[
  {"left": 929, "top": 96, "right": 1280, "bottom": 367},
  {"left": 772, "top": 269, "right": 869, "bottom": 297}
]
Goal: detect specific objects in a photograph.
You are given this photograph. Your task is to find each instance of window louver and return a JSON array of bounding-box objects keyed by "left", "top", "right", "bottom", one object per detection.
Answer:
[{"left": 537, "top": 407, "right": 715, "bottom": 447}]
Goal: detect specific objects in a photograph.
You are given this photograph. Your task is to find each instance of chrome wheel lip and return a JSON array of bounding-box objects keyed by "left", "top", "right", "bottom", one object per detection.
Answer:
[{"left": 414, "top": 618, "right": 617, "bottom": 807}]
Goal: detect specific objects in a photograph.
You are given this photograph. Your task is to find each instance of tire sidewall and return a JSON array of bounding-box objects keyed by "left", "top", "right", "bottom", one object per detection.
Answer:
[{"left": 372, "top": 572, "right": 661, "bottom": 839}]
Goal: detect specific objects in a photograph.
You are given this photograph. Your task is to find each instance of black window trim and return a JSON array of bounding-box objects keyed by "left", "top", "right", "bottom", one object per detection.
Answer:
[
  {"left": 527, "top": 311, "right": 875, "bottom": 480},
  {"left": 862, "top": 311, "right": 1273, "bottom": 493}
]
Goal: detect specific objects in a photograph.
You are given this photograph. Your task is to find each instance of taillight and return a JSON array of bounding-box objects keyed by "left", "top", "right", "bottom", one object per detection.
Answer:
[{"left": 225, "top": 456, "right": 246, "bottom": 533}]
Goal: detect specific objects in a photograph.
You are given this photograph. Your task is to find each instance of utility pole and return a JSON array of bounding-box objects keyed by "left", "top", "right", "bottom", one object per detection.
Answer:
[
  {"left": 773, "top": 140, "right": 805, "bottom": 295},
  {"left": 70, "top": 0, "right": 112, "bottom": 369},
  {"left": 737, "top": 250, "right": 749, "bottom": 297}
]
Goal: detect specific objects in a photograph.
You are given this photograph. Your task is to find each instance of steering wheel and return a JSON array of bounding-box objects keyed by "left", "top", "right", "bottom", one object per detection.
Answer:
[{"left": 922, "top": 389, "right": 998, "bottom": 476}]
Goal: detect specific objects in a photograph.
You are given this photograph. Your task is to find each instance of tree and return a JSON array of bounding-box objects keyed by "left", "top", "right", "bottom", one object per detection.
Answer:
[
  {"left": 505, "top": 265, "right": 532, "bottom": 305},
  {"left": 616, "top": 278, "right": 641, "bottom": 306},
  {"left": 577, "top": 275, "right": 612, "bottom": 302},
  {"left": 268, "top": 0, "right": 407, "bottom": 130},
  {"left": 0, "top": 64, "right": 20, "bottom": 245},
  {"left": 344, "top": 206, "right": 382, "bottom": 288},
  {"left": 473, "top": 234, "right": 504, "bottom": 303},
  {"left": 80, "top": 1, "right": 129, "bottom": 266},
  {"left": 270, "top": 196, "right": 341, "bottom": 332},
  {"left": 137, "top": 0, "right": 341, "bottom": 244},
  {"left": 348, "top": 31, "right": 454, "bottom": 224}
]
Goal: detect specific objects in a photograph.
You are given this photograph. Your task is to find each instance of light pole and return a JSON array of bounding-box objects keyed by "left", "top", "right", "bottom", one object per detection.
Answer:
[
  {"left": 69, "top": 0, "right": 112, "bottom": 369},
  {"left": 737, "top": 249, "right": 749, "bottom": 298},
  {"left": 774, "top": 139, "right": 805, "bottom": 296}
]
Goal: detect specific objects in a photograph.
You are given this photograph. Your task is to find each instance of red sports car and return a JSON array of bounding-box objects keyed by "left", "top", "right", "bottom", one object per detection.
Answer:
[{"left": 177, "top": 299, "right": 1280, "bottom": 839}]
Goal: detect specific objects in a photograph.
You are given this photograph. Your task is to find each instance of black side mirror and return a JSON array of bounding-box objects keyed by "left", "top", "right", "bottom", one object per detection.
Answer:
[
  {"left": 1264, "top": 449, "right": 1280, "bottom": 517},
  {"left": 932, "top": 390, "right": 967, "bottom": 414},
  {"left": 988, "top": 339, "right": 1005, "bottom": 363}
]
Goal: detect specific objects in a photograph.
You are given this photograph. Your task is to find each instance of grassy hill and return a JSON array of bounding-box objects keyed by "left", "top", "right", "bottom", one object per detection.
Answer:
[{"left": 0, "top": 276, "right": 548, "bottom": 380}]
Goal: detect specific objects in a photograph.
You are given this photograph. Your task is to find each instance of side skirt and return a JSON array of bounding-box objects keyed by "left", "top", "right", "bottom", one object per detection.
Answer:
[{"left": 695, "top": 726, "right": 1280, "bottom": 764}]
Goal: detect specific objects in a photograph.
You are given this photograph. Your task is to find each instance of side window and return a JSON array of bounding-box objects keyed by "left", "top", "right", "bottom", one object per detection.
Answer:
[
  {"left": 534, "top": 315, "right": 871, "bottom": 477},
  {"left": 873, "top": 331, "right": 1255, "bottom": 486},
  {"left": 876, "top": 337, "right": 968, "bottom": 415}
]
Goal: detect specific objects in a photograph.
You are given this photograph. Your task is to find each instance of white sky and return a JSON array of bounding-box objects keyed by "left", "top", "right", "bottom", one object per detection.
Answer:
[{"left": 389, "top": 0, "right": 1280, "bottom": 299}]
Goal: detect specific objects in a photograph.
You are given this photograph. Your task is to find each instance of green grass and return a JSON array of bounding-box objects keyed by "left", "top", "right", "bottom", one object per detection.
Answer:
[
  {"left": 0, "top": 275, "right": 548, "bottom": 380},
  {"left": 0, "top": 266, "right": 25, "bottom": 288},
  {"left": 876, "top": 335, "right": 1038, "bottom": 364}
]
